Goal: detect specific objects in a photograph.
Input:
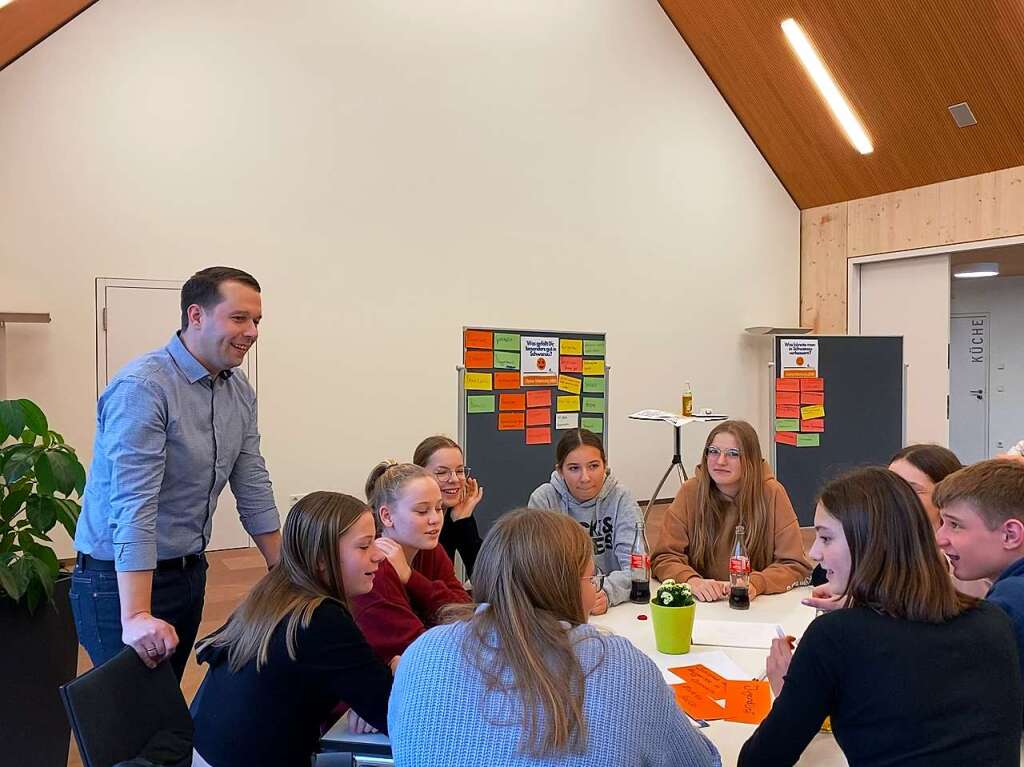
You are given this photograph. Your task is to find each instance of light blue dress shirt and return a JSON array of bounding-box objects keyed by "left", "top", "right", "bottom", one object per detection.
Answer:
[{"left": 75, "top": 333, "right": 279, "bottom": 571}]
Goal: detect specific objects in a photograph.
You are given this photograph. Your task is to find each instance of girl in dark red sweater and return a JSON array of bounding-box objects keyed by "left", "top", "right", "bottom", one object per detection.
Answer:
[{"left": 351, "top": 461, "right": 471, "bottom": 662}]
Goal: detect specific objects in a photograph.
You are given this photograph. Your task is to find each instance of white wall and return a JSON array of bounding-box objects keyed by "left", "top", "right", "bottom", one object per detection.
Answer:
[
  {"left": 0, "top": 0, "right": 799, "bottom": 557},
  {"left": 951, "top": 276, "right": 1024, "bottom": 454}
]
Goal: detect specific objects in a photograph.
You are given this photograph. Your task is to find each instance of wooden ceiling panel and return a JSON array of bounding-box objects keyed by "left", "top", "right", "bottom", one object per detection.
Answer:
[
  {"left": 0, "top": 0, "right": 98, "bottom": 72},
  {"left": 660, "top": 0, "right": 1024, "bottom": 208}
]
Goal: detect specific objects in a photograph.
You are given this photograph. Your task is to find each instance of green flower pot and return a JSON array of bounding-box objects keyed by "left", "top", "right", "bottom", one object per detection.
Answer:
[{"left": 650, "top": 600, "right": 696, "bottom": 654}]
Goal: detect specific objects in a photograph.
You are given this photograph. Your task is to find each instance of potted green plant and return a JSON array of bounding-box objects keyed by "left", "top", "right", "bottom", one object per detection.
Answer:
[
  {"left": 0, "top": 398, "right": 86, "bottom": 767},
  {"left": 650, "top": 578, "right": 697, "bottom": 654}
]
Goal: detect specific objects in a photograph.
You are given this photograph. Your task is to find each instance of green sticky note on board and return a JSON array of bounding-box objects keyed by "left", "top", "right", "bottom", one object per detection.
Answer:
[
  {"left": 494, "top": 333, "right": 519, "bottom": 351},
  {"left": 467, "top": 395, "right": 496, "bottom": 414},
  {"left": 796, "top": 433, "right": 821, "bottom": 447},
  {"left": 582, "top": 397, "right": 605, "bottom": 414},
  {"left": 583, "top": 377, "right": 605, "bottom": 393},
  {"left": 775, "top": 418, "right": 799, "bottom": 432},
  {"left": 581, "top": 416, "right": 604, "bottom": 434},
  {"left": 493, "top": 350, "right": 520, "bottom": 370},
  {"left": 583, "top": 339, "right": 605, "bottom": 356}
]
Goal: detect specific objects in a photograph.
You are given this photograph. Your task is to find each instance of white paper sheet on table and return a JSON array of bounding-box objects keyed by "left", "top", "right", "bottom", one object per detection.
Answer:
[
  {"left": 691, "top": 619, "right": 783, "bottom": 649},
  {"left": 659, "top": 650, "right": 747, "bottom": 684}
]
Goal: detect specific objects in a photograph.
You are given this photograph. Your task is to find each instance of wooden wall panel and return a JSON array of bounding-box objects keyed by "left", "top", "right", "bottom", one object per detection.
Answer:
[
  {"left": 801, "top": 164, "right": 1024, "bottom": 333},
  {"left": 0, "top": 0, "right": 97, "bottom": 71}
]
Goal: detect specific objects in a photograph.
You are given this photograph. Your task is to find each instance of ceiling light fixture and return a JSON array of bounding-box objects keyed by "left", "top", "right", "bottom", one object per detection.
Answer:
[
  {"left": 781, "top": 18, "right": 873, "bottom": 155},
  {"left": 953, "top": 262, "right": 999, "bottom": 279}
]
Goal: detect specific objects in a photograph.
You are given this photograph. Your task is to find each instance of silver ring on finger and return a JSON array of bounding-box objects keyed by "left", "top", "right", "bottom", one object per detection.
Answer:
[{"left": 146, "top": 646, "right": 158, "bottom": 656}]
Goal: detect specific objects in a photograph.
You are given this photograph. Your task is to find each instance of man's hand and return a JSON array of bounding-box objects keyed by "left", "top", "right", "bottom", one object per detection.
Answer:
[{"left": 122, "top": 611, "right": 179, "bottom": 669}]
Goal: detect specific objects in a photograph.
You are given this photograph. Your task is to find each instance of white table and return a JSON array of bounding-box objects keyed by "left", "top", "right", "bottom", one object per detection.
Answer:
[
  {"left": 322, "top": 586, "right": 848, "bottom": 767},
  {"left": 590, "top": 586, "right": 847, "bottom": 767}
]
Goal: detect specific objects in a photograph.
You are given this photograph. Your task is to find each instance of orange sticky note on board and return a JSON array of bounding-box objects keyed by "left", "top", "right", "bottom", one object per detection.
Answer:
[
  {"left": 464, "top": 350, "right": 493, "bottom": 368},
  {"left": 801, "top": 390, "right": 824, "bottom": 405},
  {"left": 671, "top": 665, "right": 727, "bottom": 699},
  {"left": 560, "top": 356, "right": 583, "bottom": 373},
  {"left": 775, "top": 431, "right": 798, "bottom": 446},
  {"left": 494, "top": 372, "right": 520, "bottom": 390},
  {"left": 526, "top": 389, "right": 551, "bottom": 408},
  {"left": 801, "top": 418, "right": 824, "bottom": 432},
  {"left": 498, "top": 412, "right": 525, "bottom": 430},
  {"left": 776, "top": 391, "right": 799, "bottom": 405},
  {"left": 526, "top": 408, "right": 551, "bottom": 426},
  {"left": 525, "top": 426, "right": 551, "bottom": 445},
  {"left": 723, "top": 680, "right": 772, "bottom": 724},
  {"left": 671, "top": 684, "right": 727, "bottom": 721},
  {"left": 775, "top": 378, "right": 800, "bottom": 392},
  {"left": 499, "top": 393, "right": 526, "bottom": 411},
  {"left": 800, "top": 377, "right": 824, "bottom": 392},
  {"left": 464, "top": 329, "right": 493, "bottom": 349},
  {"left": 775, "top": 404, "right": 800, "bottom": 419}
]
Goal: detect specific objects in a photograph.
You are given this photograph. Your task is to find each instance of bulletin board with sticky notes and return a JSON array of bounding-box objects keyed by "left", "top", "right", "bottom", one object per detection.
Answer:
[
  {"left": 773, "top": 335, "right": 904, "bottom": 525},
  {"left": 460, "top": 326, "right": 607, "bottom": 535}
]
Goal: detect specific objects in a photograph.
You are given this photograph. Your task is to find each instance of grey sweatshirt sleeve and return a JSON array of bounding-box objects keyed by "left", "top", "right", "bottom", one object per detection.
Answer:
[
  {"left": 527, "top": 484, "right": 561, "bottom": 511},
  {"left": 602, "top": 489, "right": 641, "bottom": 606}
]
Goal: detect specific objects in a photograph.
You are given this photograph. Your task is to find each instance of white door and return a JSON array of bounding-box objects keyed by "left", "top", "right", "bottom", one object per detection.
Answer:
[
  {"left": 949, "top": 314, "right": 990, "bottom": 463},
  {"left": 95, "top": 278, "right": 254, "bottom": 551},
  {"left": 855, "top": 254, "right": 951, "bottom": 445}
]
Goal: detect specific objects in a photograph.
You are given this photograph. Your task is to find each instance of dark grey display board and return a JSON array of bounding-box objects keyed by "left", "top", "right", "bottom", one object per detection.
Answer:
[
  {"left": 773, "top": 336, "right": 904, "bottom": 526},
  {"left": 460, "top": 327, "right": 607, "bottom": 536}
]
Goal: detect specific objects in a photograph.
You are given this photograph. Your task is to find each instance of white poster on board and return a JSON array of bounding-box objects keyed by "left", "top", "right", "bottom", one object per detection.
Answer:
[
  {"left": 521, "top": 336, "right": 559, "bottom": 386},
  {"left": 780, "top": 338, "right": 819, "bottom": 378}
]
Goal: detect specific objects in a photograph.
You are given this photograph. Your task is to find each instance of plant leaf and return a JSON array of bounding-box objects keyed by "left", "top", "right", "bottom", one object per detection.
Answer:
[
  {"left": 1, "top": 487, "right": 30, "bottom": 522},
  {"left": 17, "top": 399, "right": 48, "bottom": 437},
  {"left": 0, "top": 401, "right": 26, "bottom": 444},
  {"left": 26, "top": 494, "right": 56, "bottom": 532},
  {"left": 0, "top": 560, "right": 18, "bottom": 600},
  {"left": 2, "top": 445, "right": 37, "bottom": 484},
  {"left": 72, "top": 460, "right": 87, "bottom": 497},
  {"left": 34, "top": 453, "right": 56, "bottom": 497},
  {"left": 54, "top": 499, "right": 80, "bottom": 537},
  {"left": 44, "top": 449, "right": 80, "bottom": 496}
]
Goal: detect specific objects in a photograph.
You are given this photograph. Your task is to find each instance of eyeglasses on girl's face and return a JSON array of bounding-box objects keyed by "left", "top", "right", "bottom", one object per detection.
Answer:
[
  {"left": 432, "top": 467, "right": 470, "bottom": 481},
  {"left": 582, "top": 573, "right": 605, "bottom": 591},
  {"left": 705, "top": 446, "right": 741, "bottom": 460}
]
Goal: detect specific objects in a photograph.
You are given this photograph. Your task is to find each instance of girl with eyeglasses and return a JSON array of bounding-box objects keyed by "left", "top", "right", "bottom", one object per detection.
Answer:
[
  {"left": 651, "top": 420, "right": 810, "bottom": 602},
  {"left": 413, "top": 436, "right": 483, "bottom": 578},
  {"left": 388, "top": 509, "right": 722, "bottom": 767},
  {"left": 350, "top": 462, "right": 471, "bottom": 668},
  {"left": 528, "top": 428, "right": 641, "bottom": 614}
]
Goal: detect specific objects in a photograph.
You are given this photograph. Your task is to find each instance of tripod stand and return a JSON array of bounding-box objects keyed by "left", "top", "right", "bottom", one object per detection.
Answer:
[{"left": 642, "top": 424, "right": 687, "bottom": 537}]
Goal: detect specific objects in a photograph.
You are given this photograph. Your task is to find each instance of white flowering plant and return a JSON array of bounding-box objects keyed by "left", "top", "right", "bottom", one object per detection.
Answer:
[{"left": 653, "top": 579, "right": 695, "bottom": 608}]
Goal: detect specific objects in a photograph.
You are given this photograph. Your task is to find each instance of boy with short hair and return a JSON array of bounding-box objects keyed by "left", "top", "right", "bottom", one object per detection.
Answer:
[{"left": 935, "top": 459, "right": 1024, "bottom": 690}]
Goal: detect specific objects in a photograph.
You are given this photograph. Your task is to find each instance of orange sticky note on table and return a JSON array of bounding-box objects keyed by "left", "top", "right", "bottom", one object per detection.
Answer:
[
  {"left": 525, "top": 426, "right": 551, "bottom": 445},
  {"left": 499, "top": 393, "right": 526, "bottom": 411},
  {"left": 526, "top": 408, "right": 551, "bottom": 426},
  {"left": 671, "top": 665, "right": 727, "bottom": 699},
  {"left": 775, "top": 404, "right": 800, "bottom": 419},
  {"left": 560, "top": 356, "right": 582, "bottom": 373},
  {"left": 801, "top": 418, "right": 824, "bottom": 432},
  {"left": 526, "top": 389, "right": 551, "bottom": 408},
  {"left": 723, "top": 680, "right": 772, "bottom": 724},
  {"left": 464, "top": 350, "right": 493, "bottom": 368},
  {"left": 800, "top": 377, "right": 824, "bottom": 392},
  {"left": 800, "top": 390, "right": 824, "bottom": 405},
  {"left": 494, "top": 372, "right": 520, "bottom": 390},
  {"left": 775, "top": 378, "right": 800, "bottom": 392},
  {"left": 464, "top": 329, "right": 493, "bottom": 349},
  {"left": 671, "top": 684, "right": 727, "bottom": 721},
  {"left": 776, "top": 391, "right": 799, "bottom": 406},
  {"left": 497, "top": 412, "right": 525, "bottom": 430},
  {"left": 800, "top": 404, "right": 825, "bottom": 420},
  {"left": 775, "top": 431, "right": 798, "bottom": 446}
]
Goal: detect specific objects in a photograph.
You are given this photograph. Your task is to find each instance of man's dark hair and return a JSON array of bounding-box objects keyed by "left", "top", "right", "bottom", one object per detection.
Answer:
[{"left": 180, "top": 267, "right": 261, "bottom": 330}]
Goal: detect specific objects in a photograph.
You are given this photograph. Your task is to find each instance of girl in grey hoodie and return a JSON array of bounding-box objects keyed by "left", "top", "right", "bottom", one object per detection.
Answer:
[{"left": 528, "top": 429, "right": 641, "bottom": 611}]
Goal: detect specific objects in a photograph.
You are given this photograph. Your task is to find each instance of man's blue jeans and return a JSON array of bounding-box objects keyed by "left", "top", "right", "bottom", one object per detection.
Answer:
[{"left": 69, "top": 554, "right": 208, "bottom": 680}]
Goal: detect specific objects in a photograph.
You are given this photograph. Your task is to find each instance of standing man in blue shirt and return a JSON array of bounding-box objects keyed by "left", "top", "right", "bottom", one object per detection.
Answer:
[{"left": 72, "top": 266, "right": 281, "bottom": 679}]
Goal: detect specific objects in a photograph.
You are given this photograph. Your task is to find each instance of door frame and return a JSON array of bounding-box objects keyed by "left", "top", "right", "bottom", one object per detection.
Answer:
[{"left": 949, "top": 312, "right": 992, "bottom": 460}]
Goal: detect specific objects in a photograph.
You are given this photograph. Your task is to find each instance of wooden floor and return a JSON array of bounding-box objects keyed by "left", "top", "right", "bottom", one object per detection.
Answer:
[{"left": 67, "top": 547, "right": 268, "bottom": 767}]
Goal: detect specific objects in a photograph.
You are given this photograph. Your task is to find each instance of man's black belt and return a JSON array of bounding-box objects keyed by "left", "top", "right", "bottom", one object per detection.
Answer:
[{"left": 75, "top": 552, "right": 205, "bottom": 572}]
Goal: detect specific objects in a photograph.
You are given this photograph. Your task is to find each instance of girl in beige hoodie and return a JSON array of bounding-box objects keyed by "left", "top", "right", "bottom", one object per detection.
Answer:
[{"left": 651, "top": 420, "right": 810, "bottom": 602}]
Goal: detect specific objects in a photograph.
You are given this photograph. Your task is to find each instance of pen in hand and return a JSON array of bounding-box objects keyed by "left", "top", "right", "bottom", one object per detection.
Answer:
[{"left": 757, "top": 626, "right": 796, "bottom": 681}]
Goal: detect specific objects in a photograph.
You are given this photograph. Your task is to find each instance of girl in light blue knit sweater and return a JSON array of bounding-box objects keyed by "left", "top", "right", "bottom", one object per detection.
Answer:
[{"left": 388, "top": 509, "right": 721, "bottom": 767}]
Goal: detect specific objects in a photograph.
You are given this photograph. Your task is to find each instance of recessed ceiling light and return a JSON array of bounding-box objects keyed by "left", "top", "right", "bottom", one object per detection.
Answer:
[
  {"left": 781, "top": 18, "right": 873, "bottom": 155},
  {"left": 953, "top": 262, "right": 999, "bottom": 279},
  {"left": 948, "top": 102, "right": 978, "bottom": 128}
]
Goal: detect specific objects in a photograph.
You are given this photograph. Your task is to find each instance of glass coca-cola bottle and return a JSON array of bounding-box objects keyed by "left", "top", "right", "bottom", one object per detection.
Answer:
[
  {"left": 629, "top": 521, "right": 650, "bottom": 604},
  {"left": 729, "top": 524, "right": 751, "bottom": 610}
]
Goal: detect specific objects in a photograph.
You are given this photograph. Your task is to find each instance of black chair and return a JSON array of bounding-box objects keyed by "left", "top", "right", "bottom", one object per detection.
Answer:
[{"left": 60, "top": 647, "right": 193, "bottom": 767}]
